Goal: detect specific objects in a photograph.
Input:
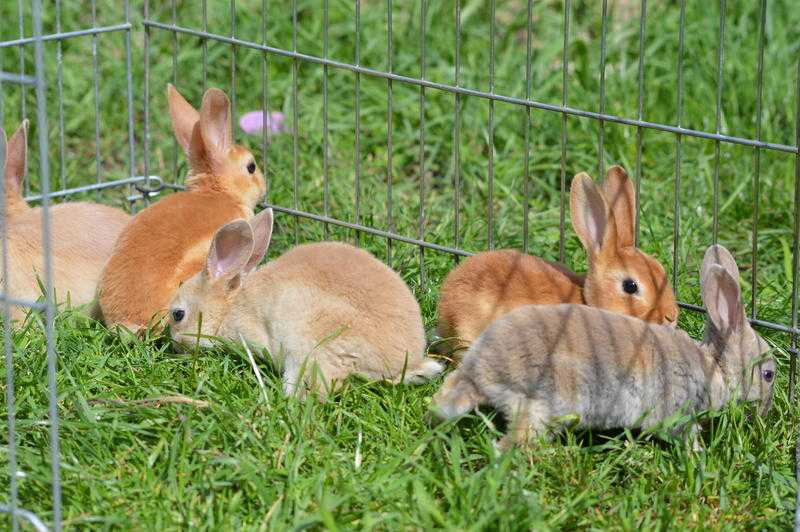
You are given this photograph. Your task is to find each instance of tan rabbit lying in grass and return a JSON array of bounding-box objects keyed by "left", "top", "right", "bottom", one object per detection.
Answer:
[
  {"left": 168, "top": 209, "right": 444, "bottom": 397},
  {"left": 436, "top": 166, "right": 679, "bottom": 359},
  {"left": 432, "top": 244, "right": 775, "bottom": 451},
  {"left": 1, "top": 121, "right": 130, "bottom": 321}
]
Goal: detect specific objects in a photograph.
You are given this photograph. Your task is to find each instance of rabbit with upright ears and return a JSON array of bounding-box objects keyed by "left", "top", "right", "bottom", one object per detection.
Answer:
[
  {"left": 1, "top": 121, "right": 130, "bottom": 320},
  {"left": 97, "top": 84, "right": 266, "bottom": 331},
  {"left": 168, "top": 209, "right": 444, "bottom": 397},
  {"left": 431, "top": 244, "right": 775, "bottom": 451},
  {"left": 436, "top": 166, "right": 679, "bottom": 359}
]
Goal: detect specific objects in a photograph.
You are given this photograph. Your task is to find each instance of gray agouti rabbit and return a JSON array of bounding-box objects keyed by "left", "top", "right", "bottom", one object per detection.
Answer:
[{"left": 431, "top": 244, "right": 775, "bottom": 450}]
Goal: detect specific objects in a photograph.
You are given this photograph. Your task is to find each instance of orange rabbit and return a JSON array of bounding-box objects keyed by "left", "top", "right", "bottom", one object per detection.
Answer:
[
  {"left": 97, "top": 84, "right": 266, "bottom": 330},
  {"left": 436, "top": 166, "right": 679, "bottom": 359},
  {"left": 1, "top": 121, "right": 130, "bottom": 320}
]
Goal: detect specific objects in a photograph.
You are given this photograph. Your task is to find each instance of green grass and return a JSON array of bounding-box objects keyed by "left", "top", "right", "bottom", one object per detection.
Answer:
[{"left": 2, "top": 0, "right": 800, "bottom": 529}]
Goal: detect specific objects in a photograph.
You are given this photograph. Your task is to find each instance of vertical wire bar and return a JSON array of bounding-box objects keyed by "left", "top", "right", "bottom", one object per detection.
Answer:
[
  {"left": 712, "top": 0, "right": 726, "bottom": 244},
  {"left": 292, "top": 0, "right": 299, "bottom": 244},
  {"left": 143, "top": 0, "right": 152, "bottom": 201},
  {"left": 453, "top": 0, "right": 462, "bottom": 251},
  {"left": 91, "top": 0, "right": 102, "bottom": 198},
  {"left": 323, "top": 0, "right": 330, "bottom": 238},
  {"left": 750, "top": 0, "right": 766, "bottom": 319},
  {"left": 386, "top": 0, "right": 394, "bottom": 266},
  {"left": 1, "top": 121, "right": 19, "bottom": 532},
  {"left": 417, "top": 0, "right": 427, "bottom": 285},
  {"left": 559, "top": 0, "right": 571, "bottom": 262},
  {"left": 17, "top": 0, "right": 28, "bottom": 194},
  {"left": 672, "top": 0, "right": 686, "bottom": 299},
  {"left": 32, "top": 0, "right": 62, "bottom": 526},
  {"left": 487, "top": 0, "right": 495, "bottom": 250},
  {"left": 598, "top": 0, "right": 608, "bottom": 178},
  {"left": 634, "top": 0, "right": 647, "bottom": 246},
  {"left": 230, "top": 0, "right": 237, "bottom": 123},
  {"left": 124, "top": 0, "right": 136, "bottom": 204},
  {"left": 261, "top": 0, "right": 269, "bottom": 200},
  {"left": 790, "top": 59, "right": 800, "bottom": 403},
  {"left": 202, "top": 0, "right": 208, "bottom": 92},
  {"left": 171, "top": 0, "right": 178, "bottom": 181},
  {"left": 354, "top": 0, "right": 362, "bottom": 246},
  {"left": 55, "top": 0, "right": 66, "bottom": 191},
  {"left": 522, "top": 0, "right": 533, "bottom": 254}
]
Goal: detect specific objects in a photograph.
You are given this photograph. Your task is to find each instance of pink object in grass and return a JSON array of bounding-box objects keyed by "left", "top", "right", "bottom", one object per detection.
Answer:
[{"left": 239, "top": 110, "right": 287, "bottom": 135}]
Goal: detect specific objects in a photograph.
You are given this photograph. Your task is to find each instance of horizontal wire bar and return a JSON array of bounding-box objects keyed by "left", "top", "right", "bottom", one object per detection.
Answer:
[
  {"left": 0, "top": 296, "right": 46, "bottom": 312},
  {"left": 160, "top": 178, "right": 800, "bottom": 338},
  {"left": 0, "top": 23, "right": 132, "bottom": 48},
  {"left": 0, "top": 71, "right": 36, "bottom": 85},
  {"left": 679, "top": 302, "right": 799, "bottom": 335},
  {"left": 0, "top": 505, "right": 48, "bottom": 532},
  {"left": 23, "top": 175, "right": 163, "bottom": 203},
  {"left": 142, "top": 20, "right": 799, "bottom": 155}
]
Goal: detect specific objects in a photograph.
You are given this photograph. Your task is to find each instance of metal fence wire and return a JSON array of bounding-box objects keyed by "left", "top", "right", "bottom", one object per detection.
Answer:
[{"left": 0, "top": 1, "right": 799, "bottom": 529}]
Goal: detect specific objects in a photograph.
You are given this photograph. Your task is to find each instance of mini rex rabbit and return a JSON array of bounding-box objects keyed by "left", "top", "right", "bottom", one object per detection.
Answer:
[
  {"left": 97, "top": 85, "right": 266, "bottom": 331},
  {"left": 168, "top": 209, "right": 444, "bottom": 397},
  {"left": 1, "top": 121, "right": 130, "bottom": 320},
  {"left": 431, "top": 244, "right": 775, "bottom": 451},
  {"left": 436, "top": 166, "right": 679, "bottom": 358}
]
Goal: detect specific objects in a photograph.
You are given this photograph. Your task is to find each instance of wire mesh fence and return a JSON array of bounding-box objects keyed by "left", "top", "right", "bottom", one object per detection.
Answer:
[{"left": 1, "top": 0, "right": 799, "bottom": 528}]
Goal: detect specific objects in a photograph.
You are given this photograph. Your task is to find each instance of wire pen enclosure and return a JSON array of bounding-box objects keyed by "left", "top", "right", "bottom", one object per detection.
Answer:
[{"left": 1, "top": 0, "right": 799, "bottom": 529}]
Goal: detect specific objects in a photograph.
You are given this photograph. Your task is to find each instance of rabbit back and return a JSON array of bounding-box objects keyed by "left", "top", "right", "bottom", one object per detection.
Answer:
[
  {"left": 6, "top": 201, "right": 130, "bottom": 318},
  {"left": 437, "top": 250, "right": 583, "bottom": 354},
  {"left": 98, "top": 189, "right": 252, "bottom": 329},
  {"left": 248, "top": 241, "right": 434, "bottom": 386},
  {"left": 444, "top": 304, "right": 713, "bottom": 431}
]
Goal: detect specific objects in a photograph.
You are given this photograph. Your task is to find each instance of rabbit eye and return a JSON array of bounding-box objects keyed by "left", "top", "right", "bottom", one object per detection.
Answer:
[
  {"left": 761, "top": 369, "right": 774, "bottom": 383},
  {"left": 171, "top": 309, "right": 186, "bottom": 323},
  {"left": 622, "top": 278, "right": 639, "bottom": 295},
  {"left": 246, "top": 161, "right": 256, "bottom": 174}
]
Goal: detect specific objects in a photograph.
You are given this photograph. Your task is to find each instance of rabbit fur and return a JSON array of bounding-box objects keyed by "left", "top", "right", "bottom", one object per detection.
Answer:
[
  {"left": 436, "top": 166, "right": 679, "bottom": 359},
  {"left": 432, "top": 244, "right": 775, "bottom": 451},
  {"left": 1, "top": 121, "right": 130, "bottom": 320},
  {"left": 168, "top": 210, "right": 444, "bottom": 397},
  {"left": 97, "top": 85, "right": 266, "bottom": 331}
]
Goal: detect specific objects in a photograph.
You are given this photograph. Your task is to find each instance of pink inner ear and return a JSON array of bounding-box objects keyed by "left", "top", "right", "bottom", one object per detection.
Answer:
[{"left": 210, "top": 227, "right": 249, "bottom": 278}]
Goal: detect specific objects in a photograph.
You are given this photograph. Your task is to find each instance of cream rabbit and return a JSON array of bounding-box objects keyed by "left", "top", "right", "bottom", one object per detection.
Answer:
[
  {"left": 432, "top": 245, "right": 774, "bottom": 451},
  {"left": 436, "top": 166, "right": 679, "bottom": 359},
  {"left": 168, "top": 209, "right": 443, "bottom": 397},
  {"left": 1, "top": 121, "right": 130, "bottom": 320}
]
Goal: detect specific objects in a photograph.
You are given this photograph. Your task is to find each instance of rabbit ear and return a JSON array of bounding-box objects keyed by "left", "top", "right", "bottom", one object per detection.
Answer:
[
  {"left": 244, "top": 208, "right": 273, "bottom": 273},
  {"left": 206, "top": 219, "right": 254, "bottom": 287},
  {"left": 167, "top": 84, "right": 200, "bottom": 155},
  {"left": 191, "top": 88, "right": 232, "bottom": 169},
  {"left": 602, "top": 166, "right": 636, "bottom": 248},
  {"left": 4, "top": 120, "right": 28, "bottom": 199},
  {"left": 571, "top": 172, "right": 616, "bottom": 256},
  {"left": 702, "top": 264, "right": 745, "bottom": 336},
  {"left": 701, "top": 244, "right": 739, "bottom": 287}
]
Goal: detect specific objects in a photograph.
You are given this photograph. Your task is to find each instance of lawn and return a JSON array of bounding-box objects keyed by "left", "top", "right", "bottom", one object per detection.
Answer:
[{"left": 1, "top": 0, "right": 799, "bottom": 529}]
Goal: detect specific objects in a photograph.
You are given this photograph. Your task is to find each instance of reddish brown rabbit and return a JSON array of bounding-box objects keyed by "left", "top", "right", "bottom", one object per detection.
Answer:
[
  {"left": 437, "top": 166, "right": 678, "bottom": 359},
  {"left": 1, "top": 121, "right": 130, "bottom": 320},
  {"left": 97, "top": 85, "right": 266, "bottom": 330}
]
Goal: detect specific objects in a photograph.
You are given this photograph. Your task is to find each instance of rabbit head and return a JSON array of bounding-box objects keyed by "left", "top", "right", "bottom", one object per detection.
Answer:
[
  {"left": 167, "top": 84, "right": 266, "bottom": 209},
  {"left": 2, "top": 120, "right": 30, "bottom": 216},
  {"left": 169, "top": 208, "right": 273, "bottom": 347},
  {"left": 571, "top": 166, "right": 679, "bottom": 327},
  {"left": 700, "top": 244, "right": 774, "bottom": 413}
]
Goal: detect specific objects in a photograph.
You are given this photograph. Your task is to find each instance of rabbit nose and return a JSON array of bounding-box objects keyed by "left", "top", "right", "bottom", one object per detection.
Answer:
[{"left": 664, "top": 313, "right": 677, "bottom": 327}]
